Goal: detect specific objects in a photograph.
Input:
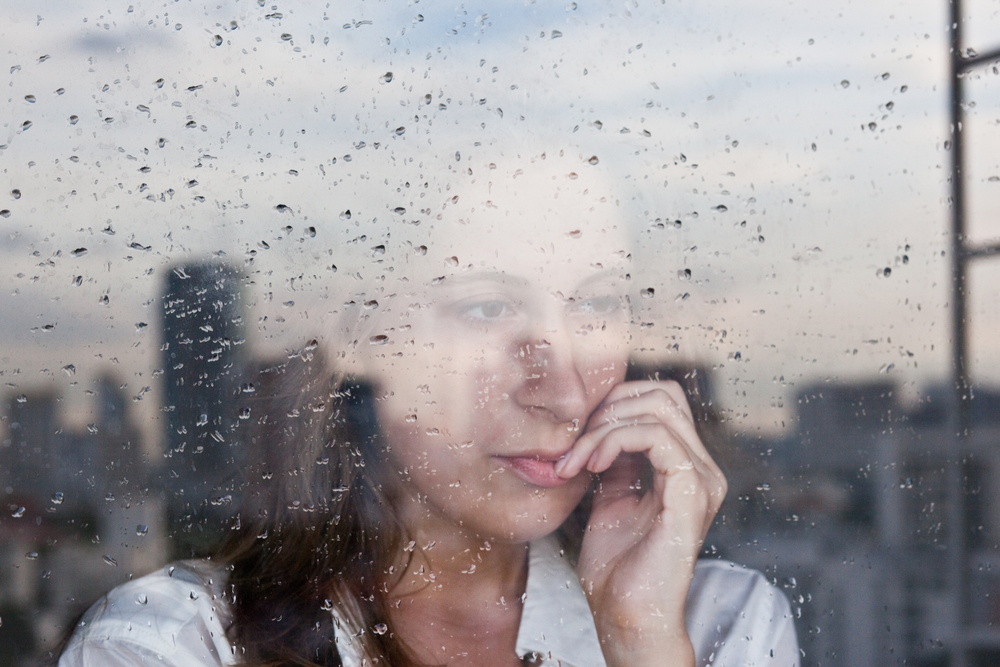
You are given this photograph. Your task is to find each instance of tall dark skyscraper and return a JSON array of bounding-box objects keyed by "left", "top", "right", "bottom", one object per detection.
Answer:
[{"left": 160, "top": 262, "right": 247, "bottom": 551}]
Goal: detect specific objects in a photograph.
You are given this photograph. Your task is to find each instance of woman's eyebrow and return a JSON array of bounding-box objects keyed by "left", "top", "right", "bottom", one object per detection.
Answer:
[{"left": 431, "top": 271, "right": 531, "bottom": 290}]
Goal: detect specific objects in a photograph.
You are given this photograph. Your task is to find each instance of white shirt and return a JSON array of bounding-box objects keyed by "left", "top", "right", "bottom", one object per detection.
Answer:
[{"left": 59, "top": 536, "right": 799, "bottom": 667}]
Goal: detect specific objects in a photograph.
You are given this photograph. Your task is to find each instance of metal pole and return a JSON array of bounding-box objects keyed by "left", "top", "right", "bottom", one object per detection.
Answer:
[{"left": 947, "top": 1, "right": 969, "bottom": 666}]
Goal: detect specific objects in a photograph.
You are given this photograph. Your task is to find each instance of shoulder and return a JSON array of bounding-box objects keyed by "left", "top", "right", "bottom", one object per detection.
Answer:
[
  {"left": 686, "top": 560, "right": 801, "bottom": 667},
  {"left": 59, "top": 560, "right": 234, "bottom": 667}
]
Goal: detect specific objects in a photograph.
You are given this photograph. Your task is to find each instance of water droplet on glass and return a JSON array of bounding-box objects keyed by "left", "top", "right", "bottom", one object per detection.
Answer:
[
  {"left": 51, "top": 492, "right": 64, "bottom": 505},
  {"left": 588, "top": 155, "right": 599, "bottom": 165},
  {"left": 136, "top": 594, "right": 148, "bottom": 605},
  {"left": 281, "top": 33, "right": 292, "bottom": 41},
  {"left": 841, "top": 79, "right": 850, "bottom": 88},
  {"left": 678, "top": 269, "right": 691, "bottom": 281},
  {"left": 21, "top": 120, "right": 32, "bottom": 131},
  {"left": 103, "top": 555, "right": 118, "bottom": 567},
  {"left": 881, "top": 72, "right": 890, "bottom": 80},
  {"left": 213, "top": 34, "right": 223, "bottom": 46},
  {"left": 0, "top": 210, "right": 10, "bottom": 218},
  {"left": 306, "top": 226, "right": 316, "bottom": 238},
  {"left": 340, "top": 209, "right": 352, "bottom": 220},
  {"left": 11, "top": 189, "right": 21, "bottom": 200},
  {"left": 71, "top": 247, "right": 88, "bottom": 257},
  {"left": 136, "top": 524, "right": 148, "bottom": 536},
  {"left": 395, "top": 126, "right": 405, "bottom": 136},
  {"left": 369, "top": 335, "right": 389, "bottom": 345},
  {"left": 24, "top": 95, "right": 35, "bottom": 103},
  {"left": 550, "top": 30, "right": 563, "bottom": 39},
  {"left": 640, "top": 288, "right": 655, "bottom": 298},
  {"left": 380, "top": 72, "right": 393, "bottom": 83},
  {"left": 393, "top": 206, "right": 406, "bottom": 215},
  {"left": 69, "top": 115, "right": 79, "bottom": 125},
  {"left": 883, "top": 267, "right": 891, "bottom": 277},
  {"left": 25, "top": 552, "right": 39, "bottom": 560},
  {"left": 12, "top": 507, "right": 25, "bottom": 518},
  {"left": 445, "top": 256, "right": 459, "bottom": 267},
  {"left": 714, "top": 205, "right": 727, "bottom": 212},
  {"left": 373, "top": 623, "right": 388, "bottom": 635}
]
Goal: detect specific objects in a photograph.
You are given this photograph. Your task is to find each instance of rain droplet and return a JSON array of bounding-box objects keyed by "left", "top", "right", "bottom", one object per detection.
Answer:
[
  {"left": 841, "top": 79, "right": 850, "bottom": 88},
  {"left": 340, "top": 210, "right": 352, "bottom": 220},
  {"left": 900, "top": 85, "right": 908, "bottom": 93},
  {"left": 103, "top": 555, "right": 118, "bottom": 567},
  {"left": 275, "top": 204, "right": 292, "bottom": 214},
  {"left": 21, "top": 120, "right": 32, "bottom": 131},
  {"left": 213, "top": 34, "right": 223, "bottom": 46},
  {"left": 71, "top": 247, "right": 87, "bottom": 257},
  {"left": 444, "top": 256, "right": 459, "bottom": 267},
  {"left": 714, "top": 205, "right": 728, "bottom": 212},
  {"left": 380, "top": 72, "right": 393, "bottom": 83},
  {"left": 551, "top": 30, "right": 563, "bottom": 39},
  {"left": 24, "top": 95, "right": 35, "bottom": 103},
  {"left": 136, "top": 524, "right": 148, "bottom": 536},
  {"left": 306, "top": 226, "right": 316, "bottom": 238},
  {"left": 393, "top": 206, "right": 406, "bottom": 215},
  {"left": 0, "top": 210, "right": 10, "bottom": 218},
  {"left": 281, "top": 33, "right": 292, "bottom": 41},
  {"left": 395, "top": 126, "right": 405, "bottom": 136},
  {"left": 369, "top": 335, "right": 389, "bottom": 346},
  {"left": 11, "top": 189, "right": 21, "bottom": 200},
  {"left": 881, "top": 72, "right": 890, "bottom": 80},
  {"left": 640, "top": 288, "right": 655, "bottom": 298},
  {"left": 136, "top": 594, "right": 148, "bottom": 605},
  {"left": 12, "top": 507, "right": 25, "bottom": 518},
  {"left": 588, "top": 156, "right": 599, "bottom": 165},
  {"left": 678, "top": 269, "right": 691, "bottom": 281},
  {"left": 373, "top": 623, "right": 388, "bottom": 635},
  {"left": 25, "top": 552, "right": 39, "bottom": 560},
  {"left": 883, "top": 267, "right": 891, "bottom": 277},
  {"left": 62, "top": 364, "right": 76, "bottom": 376},
  {"left": 50, "top": 492, "right": 64, "bottom": 505},
  {"left": 868, "top": 122, "right": 877, "bottom": 131}
]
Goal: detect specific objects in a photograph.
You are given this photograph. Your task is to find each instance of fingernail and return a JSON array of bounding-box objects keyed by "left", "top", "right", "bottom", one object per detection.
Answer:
[{"left": 554, "top": 456, "right": 568, "bottom": 476}]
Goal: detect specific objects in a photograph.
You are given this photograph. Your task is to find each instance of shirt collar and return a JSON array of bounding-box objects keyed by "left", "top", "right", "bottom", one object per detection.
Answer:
[{"left": 515, "top": 535, "right": 607, "bottom": 667}]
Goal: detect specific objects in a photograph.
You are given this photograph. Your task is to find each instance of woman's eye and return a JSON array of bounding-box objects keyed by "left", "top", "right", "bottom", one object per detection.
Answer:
[
  {"left": 463, "top": 300, "right": 511, "bottom": 321},
  {"left": 576, "top": 295, "right": 622, "bottom": 315}
]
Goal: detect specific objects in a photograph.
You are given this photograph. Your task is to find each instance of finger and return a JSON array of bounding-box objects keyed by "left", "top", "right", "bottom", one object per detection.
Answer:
[
  {"left": 585, "top": 421, "right": 706, "bottom": 477},
  {"left": 585, "top": 384, "right": 716, "bottom": 472},
  {"left": 555, "top": 413, "right": 660, "bottom": 479},
  {"left": 597, "top": 380, "right": 695, "bottom": 422}
]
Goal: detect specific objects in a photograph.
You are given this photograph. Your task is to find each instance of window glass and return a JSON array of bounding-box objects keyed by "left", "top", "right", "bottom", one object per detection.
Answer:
[{"left": 0, "top": 2, "right": 992, "bottom": 666}]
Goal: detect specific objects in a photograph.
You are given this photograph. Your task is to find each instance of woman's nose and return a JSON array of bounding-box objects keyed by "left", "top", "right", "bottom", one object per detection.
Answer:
[{"left": 511, "top": 332, "right": 589, "bottom": 424}]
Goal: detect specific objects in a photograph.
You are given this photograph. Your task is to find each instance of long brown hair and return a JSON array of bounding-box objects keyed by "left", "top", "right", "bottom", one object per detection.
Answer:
[{"left": 219, "top": 350, "right": 412, "bottom": 666}]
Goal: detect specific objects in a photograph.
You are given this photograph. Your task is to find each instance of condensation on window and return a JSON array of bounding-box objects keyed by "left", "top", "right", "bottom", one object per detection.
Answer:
[{"left": 0, "top": 2, "right": 996, "bottom": 667}]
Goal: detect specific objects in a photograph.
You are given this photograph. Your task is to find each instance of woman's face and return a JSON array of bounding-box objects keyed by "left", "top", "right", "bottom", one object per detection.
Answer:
[{"left": 358, "top": 155, "right": 633, "bottom": 544}]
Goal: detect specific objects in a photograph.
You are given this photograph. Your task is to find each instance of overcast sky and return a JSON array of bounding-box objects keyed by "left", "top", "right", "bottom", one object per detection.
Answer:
[{"left": 3, "top": 0, "right": 999, "bottom": 439}]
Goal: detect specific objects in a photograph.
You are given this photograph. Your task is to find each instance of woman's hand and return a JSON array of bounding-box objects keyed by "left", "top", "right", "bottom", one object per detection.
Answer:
[{"left": 554, "top": 380, "right": 727, "bottom": 667}]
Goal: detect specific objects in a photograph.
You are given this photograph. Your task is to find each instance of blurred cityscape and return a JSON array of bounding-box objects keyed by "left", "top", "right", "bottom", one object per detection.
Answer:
[{"left": 1, "top": 261, "right": 998, "bottom": 667}]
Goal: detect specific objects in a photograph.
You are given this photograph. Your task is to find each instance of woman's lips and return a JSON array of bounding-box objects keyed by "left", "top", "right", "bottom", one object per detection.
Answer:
[{"left": 498, "top": 456, "right": 570, "bottom": 488}]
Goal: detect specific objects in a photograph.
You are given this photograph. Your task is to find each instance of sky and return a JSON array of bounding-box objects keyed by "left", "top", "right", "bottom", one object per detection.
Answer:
[{"left": 2, "top": 0, "right": 999, "bottom": 440}]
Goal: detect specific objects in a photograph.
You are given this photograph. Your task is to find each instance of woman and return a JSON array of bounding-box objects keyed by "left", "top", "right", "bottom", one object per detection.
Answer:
[{"left": 58, "top": 143, "right": 799, "bottom": 666}]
